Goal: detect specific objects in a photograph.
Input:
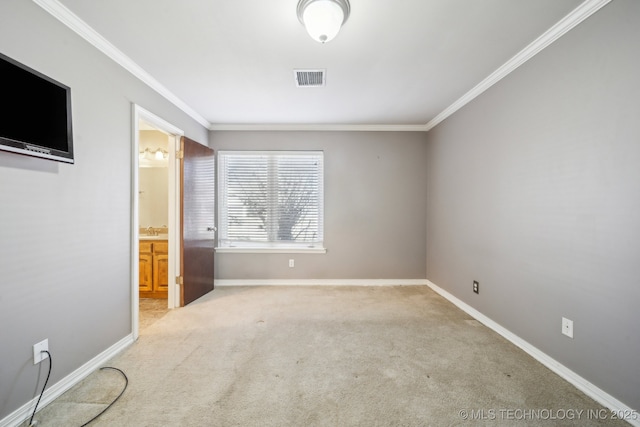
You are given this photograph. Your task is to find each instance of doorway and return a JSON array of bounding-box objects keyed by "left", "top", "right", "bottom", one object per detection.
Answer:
[{"left": 132, "top": 105, "right": 183, "bottom": 339}]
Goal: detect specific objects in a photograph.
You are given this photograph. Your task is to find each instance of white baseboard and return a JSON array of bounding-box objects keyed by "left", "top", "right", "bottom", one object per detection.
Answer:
[
  {"left": 426, "top": 280, "right": 639, "bottom": 427},
  {"left": 0, "top": 334, "right": 135, "bottom": 427},
  {"left": 215, "top": 279, "right": 429, "bottom": 287}
]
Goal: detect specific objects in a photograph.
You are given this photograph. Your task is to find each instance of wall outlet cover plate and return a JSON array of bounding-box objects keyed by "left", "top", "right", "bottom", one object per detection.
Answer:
[
  {"left": 33, "top": 339, "right": 49, "bottom": 364},
  {"left": 562, "top": 317, "right": 574, "bottom": 338}
]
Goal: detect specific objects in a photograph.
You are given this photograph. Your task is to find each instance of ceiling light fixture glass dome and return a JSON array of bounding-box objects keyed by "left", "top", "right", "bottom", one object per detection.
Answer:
[{"left": 297, "top": 0, "right": 350, "bottom": 44}]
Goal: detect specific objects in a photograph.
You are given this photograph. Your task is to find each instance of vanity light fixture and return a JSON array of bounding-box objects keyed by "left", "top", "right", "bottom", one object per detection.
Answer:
[
  {"left": 139, "top": 148, "right": 168, "bottom": 161},
  {"left": 297, "top": 0, "right": 350, "bottom": 44}
]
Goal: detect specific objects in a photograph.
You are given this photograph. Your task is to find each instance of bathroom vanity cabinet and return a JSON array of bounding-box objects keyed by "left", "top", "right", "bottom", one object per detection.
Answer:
[{"left": 139, "top": 239, "right": 168, "bottom": 298}]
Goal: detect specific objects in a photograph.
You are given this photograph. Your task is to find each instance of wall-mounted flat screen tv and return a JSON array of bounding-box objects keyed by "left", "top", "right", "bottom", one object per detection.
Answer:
[{"left": 0, "top": 52, "right": 74, "bottom": 164}]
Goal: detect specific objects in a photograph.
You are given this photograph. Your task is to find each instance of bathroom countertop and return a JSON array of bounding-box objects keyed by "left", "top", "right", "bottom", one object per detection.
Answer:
[{"left": 140, "top": 235, "right": 168, "bottom": 241}]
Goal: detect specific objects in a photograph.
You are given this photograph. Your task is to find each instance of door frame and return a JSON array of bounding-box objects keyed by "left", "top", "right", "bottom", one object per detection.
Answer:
[{"left": 131, "top": 104, "right": 183, "bottom": 339}]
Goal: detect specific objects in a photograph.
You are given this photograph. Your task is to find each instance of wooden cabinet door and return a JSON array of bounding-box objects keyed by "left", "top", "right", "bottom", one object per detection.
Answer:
[
  {"left": 154, "top": 253, "right": 169, "bottom": 292},
  {"left": 139, "top": 253, "right": 153, "bottom": 292}
]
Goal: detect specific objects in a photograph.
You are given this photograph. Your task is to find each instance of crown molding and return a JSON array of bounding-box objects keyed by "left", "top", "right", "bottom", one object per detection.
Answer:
[
  {"left": 34, "top": 0, "right": 610, "bottom": 133},
  {"left": 209, "top": 123, "right": 428, "bottom": 132},
  {"left": 32, "top": 0, "right": 211, "bottom": 129},
  {"left": 424, "top": 0, "right": 612, "bottom": 131}
]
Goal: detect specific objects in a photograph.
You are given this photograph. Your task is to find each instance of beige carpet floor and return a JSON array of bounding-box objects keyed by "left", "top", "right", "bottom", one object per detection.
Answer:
[{"left": 23, "top": 286, "right": 627, "bottom": 426}]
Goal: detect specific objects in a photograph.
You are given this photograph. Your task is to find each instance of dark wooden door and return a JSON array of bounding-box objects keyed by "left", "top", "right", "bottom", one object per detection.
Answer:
[{"left": 180, "top": 136, "right": 216, "bottom": 306}]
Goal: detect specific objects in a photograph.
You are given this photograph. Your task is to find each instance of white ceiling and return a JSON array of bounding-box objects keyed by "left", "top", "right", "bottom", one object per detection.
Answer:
[{"left": 49, "top": 0, "right": 591, "bottom": 129}]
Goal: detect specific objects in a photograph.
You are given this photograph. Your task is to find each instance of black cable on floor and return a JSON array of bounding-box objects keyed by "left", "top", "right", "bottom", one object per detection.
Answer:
[
  {"left": 27, "top": 349, "right": 128, "bottom": 427},
  {"left": 29, "top": 350, "right": 52, "bottom": 427},
  {"left": 79, "top": 367, "right": 128, "bottom": 427}
]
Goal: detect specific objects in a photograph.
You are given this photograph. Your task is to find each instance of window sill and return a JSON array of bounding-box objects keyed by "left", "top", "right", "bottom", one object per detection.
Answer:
[{"left": 215, "top": 247, "right": 326, "bottom": 254}]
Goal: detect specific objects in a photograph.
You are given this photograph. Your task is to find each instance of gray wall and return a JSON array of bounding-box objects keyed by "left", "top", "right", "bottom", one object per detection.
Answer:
[
  {"left": 425, "top": 0, "right": 640, "bottom": 410},
  {"left": 0, "top": 0, "right": 208, "bottom": 419},
  {"left": 210, "top": 131, "right": 428, "bottom": 280}
]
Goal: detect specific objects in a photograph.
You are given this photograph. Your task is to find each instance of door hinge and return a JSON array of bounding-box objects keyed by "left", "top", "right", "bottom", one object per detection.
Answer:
[
  {"left": 175, "top": 276, "right": 183, "bottom": 285},
  {"left": 176, "top": 150, "right": 184, "bottom": 159}
]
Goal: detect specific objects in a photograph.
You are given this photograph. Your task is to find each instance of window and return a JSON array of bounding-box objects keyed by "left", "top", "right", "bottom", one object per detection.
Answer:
[{"left": 217, "top": 151, "right": 324, "bottom": 252}]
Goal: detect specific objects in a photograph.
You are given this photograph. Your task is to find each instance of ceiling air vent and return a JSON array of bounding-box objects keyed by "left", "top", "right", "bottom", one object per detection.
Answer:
[{"left": 294, "top": 69, "right": 326, "bottom": 87}]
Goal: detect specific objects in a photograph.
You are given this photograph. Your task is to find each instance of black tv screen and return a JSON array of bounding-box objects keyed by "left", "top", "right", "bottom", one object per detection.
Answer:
[{"left": 0, "top": 52, "right": 74, "bottom": 163}]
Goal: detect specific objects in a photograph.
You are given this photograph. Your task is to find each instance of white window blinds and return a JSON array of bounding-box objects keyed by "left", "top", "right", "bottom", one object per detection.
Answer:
[{"left": 218, "top": 151, "right": 324, "bottom": 250}]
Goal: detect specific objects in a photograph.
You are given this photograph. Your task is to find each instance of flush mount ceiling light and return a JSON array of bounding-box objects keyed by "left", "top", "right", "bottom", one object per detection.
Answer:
[{"left": 297, "top": 0, "right": 350, "bottom": 44}]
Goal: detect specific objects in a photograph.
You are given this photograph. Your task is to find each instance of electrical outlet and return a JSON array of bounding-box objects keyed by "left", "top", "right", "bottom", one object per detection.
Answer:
[
  {"left": 288, "top": 259, "right": 294, "bottom": 268},
  {"left": 473, "top": 280, "right": 479, "bottom": 294},
  {"left": 33, "top": 339, "right": 49, "bottom": 364},
  {"left": 562, "top": 317, "right": 574, "bottom": 338}
]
